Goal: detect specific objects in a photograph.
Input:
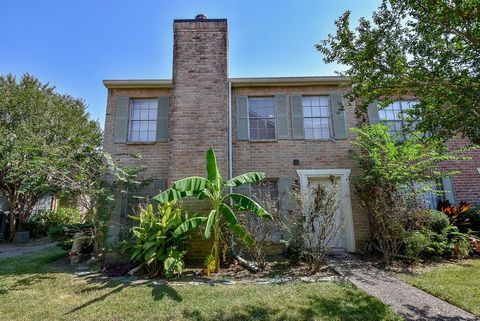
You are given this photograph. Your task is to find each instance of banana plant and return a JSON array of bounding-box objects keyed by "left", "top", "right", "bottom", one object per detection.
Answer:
[{"left": 153, "top": 148, "right": 272, "bottom": 272}]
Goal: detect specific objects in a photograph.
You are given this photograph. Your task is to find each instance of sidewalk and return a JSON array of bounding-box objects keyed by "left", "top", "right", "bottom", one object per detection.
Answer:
[
  {"left": 327, "top": 254, "right": 478, "bottom": 321},
  {"left": 0, "top": 237, "right": 56, "bottom": 259}
]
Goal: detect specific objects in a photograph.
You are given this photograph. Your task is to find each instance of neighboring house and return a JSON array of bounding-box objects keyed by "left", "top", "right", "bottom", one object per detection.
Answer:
[{"left": 103, "top": 15, "right": 480, "bottom": 256}]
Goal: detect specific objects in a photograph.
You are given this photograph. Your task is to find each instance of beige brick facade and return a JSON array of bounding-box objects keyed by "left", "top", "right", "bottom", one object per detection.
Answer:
[{"left": 102, "top": 15, "right": 480, "bottom": 254}]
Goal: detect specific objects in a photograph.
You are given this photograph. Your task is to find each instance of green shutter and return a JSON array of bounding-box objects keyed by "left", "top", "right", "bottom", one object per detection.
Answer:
[
  {"left": 236, "top": 183, "right": 251, "bottom": 196},
  {"left": 114, "top": 96, "right": 130, "bottom": 143},
  {"left": 330, "top": 93, "right": 348, "bottom": 140},
  {"left": 291, "top": 95, "right": 304, "bottom": 139},
  {"left": 275, "top": 94, "right": 289, "bottom": 139},
  {"left": 237, "top": 96, "right": 249, "bottom": 140},
  {"left": 278, "top": 177, "right": 293, "bottom": 212},
  {"left": 157, "top": 96, "right": 169, "bottom": 142},
  {"left": 367, "top": 102, "right": 380, "bottom": 124},
  {"left": 441, "top": 177, "right": 456, "bottom": 204}
]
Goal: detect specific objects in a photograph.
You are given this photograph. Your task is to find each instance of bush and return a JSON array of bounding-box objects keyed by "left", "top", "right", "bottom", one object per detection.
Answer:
[
  {"left": 48, "top": 222, "right": 94, "bottom": 252},
  {"left": 404, "top": 224, "right": 472, "bottom": 262},
  {"left": 127, "top": 201, "right": 204, "bottom": 278},
  {"left": 24, "top": 207, "right": 82, "bottom": 239},
  {"left": 424, "top": 210, "right": 450, "bottom": 233}
]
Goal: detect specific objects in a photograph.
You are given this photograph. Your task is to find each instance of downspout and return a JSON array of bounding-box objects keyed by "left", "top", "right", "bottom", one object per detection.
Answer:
[{"left": 228, "top": 80, "right": 233, "bottom": 183}]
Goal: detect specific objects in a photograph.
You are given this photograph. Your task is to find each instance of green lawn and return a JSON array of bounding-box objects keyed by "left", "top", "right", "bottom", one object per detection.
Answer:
[
  {"left": 0, "top": 248, "right": 402, "bottom": 321},
  {"left": 404, "top": 259, "right": 480, "bottom": 316}
]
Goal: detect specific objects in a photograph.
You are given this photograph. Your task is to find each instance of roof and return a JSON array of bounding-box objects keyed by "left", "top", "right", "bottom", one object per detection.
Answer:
[{"left": 102, "top": 76, "right": 348, "bottom": 89}]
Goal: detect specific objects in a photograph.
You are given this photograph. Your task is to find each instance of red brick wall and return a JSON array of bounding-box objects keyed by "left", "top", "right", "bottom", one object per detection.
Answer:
[{"left": 441, "top": 139, "right": 480, "bottom": 206}]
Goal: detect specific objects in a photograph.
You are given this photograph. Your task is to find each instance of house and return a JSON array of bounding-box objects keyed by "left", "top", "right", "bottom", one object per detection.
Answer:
[{"left": 103, "top": 15, "right": 480, "bottom": 257}]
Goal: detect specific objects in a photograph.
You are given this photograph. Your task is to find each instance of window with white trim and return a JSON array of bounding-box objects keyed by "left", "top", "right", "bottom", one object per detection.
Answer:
[
  {"left": 302, "top": 96, "right": 332, "bottom": 139},
  {"left": 248, "top": 97, "right": 276, "bottom": 140},
  {"left": 129, "top": 98, "right": 157, "bottom": 142},
  {"left": 379, "top": 100, "right": 418, "bottom": 135}
]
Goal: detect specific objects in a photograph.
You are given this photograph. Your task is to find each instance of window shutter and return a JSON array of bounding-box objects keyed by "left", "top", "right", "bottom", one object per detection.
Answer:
[
  {"left": 330, "top": 93, "right": 348, "bottom": 140},
  {"left": 236, "top": 183, "right": 251, "bottom": 196},
  {"left": 278, "top": 177, "right": 293, "bottom": 212},
  {"left": 237, "top": 96, "right": 249, "bottom": 140},
  {"left": 291, "top": 95, "right": 304, "bottom": 139},
  {"left": 367, "top": 102, "right": 380, "bottom": 124},
  {"left": 114, "top": 96, "right": 130, "bottom": 143},
  {"left": 156, "top": 97, "right": 169, "bottom": 142},
  {"left": 441, "top": 177, "right": 456, "bottom": 204},
  {"left": 275, "top": 94, "right": 289, "bottom": 139},
  {"left": 146, "top": 178, "right": 168, "bottom": 198}
]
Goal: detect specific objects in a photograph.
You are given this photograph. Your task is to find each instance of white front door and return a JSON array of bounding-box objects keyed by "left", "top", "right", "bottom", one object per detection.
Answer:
[{"left": 297, "top": 169, "right": 356, "bottom": 253}]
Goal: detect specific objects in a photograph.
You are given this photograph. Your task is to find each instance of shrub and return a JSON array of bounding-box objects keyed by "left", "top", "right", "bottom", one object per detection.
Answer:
[
  {"left": 24, "top": 207, "right": 83, "bottom": 239},
  {"left": 424, "top": 210, "right": 450, "bottom": 233},
  {"left": 48, "top": 222, "right": 94, "bottom": 252},
  {"left": 127, "top": 201, "right": 205, "bottom": 278}
]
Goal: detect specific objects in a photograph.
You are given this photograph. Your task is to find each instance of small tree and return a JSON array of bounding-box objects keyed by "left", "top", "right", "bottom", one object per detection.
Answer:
[
  {"left": 154, "top": 148, "right": 272, "bottom": 273},
  {"left": 351, "top": 124, "right": 469, "bottom": 262},
  {"left": 0, "top": 74, "right": 105, "bottom": 239},
  {"left": 317, "top": 0, "right": 480, "bottom": 144}
]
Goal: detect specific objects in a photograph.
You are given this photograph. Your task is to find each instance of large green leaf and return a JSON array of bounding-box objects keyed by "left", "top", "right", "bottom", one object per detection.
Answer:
[
  {"left": 204, "top": 209, "right": 216, "bottom": 239},
  {"left": 206, "top": 148, "right": 221, "bottom": 183},
  {"left": 173, "top": 217, "right": 208, "bottom": 237},
  {"left": 173, "top": 176, "right": 210, "bottom": 192},
  {"left": 219, "top": 203, "right": 237, "bottom": 225},
  {"left": 229, "top": 193, "right": 273, "bottom": 220},
  {"left": 229, "top": 224, "right": 255, "bottom": 245},
  {"left": 153, "top": 188, "right": 203, "bottom": 203},
  {"left": 225, "top": 172, "right": 265, "bottom": 187}
]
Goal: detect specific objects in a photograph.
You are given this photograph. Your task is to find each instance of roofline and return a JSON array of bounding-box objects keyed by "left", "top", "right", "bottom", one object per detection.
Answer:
[{"left": 103, "top": 76, "right": 349, "bottom": 89}]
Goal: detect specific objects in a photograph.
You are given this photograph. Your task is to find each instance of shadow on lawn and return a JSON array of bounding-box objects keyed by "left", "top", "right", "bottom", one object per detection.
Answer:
[
  {"left": 65, "top": 275, "right": 182, "bottom": 315},
  {"left": 180, "top": 284, "right": 398, "bottom": 321}
]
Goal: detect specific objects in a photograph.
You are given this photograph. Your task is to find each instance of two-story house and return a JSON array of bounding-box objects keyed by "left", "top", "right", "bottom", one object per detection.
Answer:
[{"left": 103, "top": 15, "right": 480, "bottom": 257}]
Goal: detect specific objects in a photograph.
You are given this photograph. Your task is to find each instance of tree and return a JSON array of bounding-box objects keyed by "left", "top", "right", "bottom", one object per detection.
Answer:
[
  {"left": 154, "top": 148, "right": 272, "bottom": 273},
  {"left": 350, "top": 124, "right": 469, "bottom": 261},
  {"left": 0, "top": 74, "right": 104, "bottom": 239},
  {"left": 317, "top": 0, "right": 480, "bottom": 144}
]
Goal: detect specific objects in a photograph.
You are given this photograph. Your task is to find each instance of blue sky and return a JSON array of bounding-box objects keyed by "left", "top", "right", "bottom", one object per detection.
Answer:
[{"left": 0, "top": 0, "right": 380, "bottom": 128}]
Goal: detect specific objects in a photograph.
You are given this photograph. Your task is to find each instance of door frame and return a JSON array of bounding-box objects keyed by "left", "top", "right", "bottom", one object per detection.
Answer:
[{"left": 296, "top": 169, "right": 356, "bottom": 252}]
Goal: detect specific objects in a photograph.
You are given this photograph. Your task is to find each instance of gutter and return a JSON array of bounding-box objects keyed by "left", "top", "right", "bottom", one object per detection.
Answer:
[{"left": 228, "top": 80, "right": 233, "bottom": 182}]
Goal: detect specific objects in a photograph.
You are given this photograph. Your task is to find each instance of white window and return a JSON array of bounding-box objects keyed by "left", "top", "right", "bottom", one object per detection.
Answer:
[
  {"left": 379, "top": 100, "right": 418, "bottom": 135},
  {"left": 302, "top": 96, "right": 332, "bottom": 139},
  {"left": 248, "top": 97, "right": 276, "bottom": 140},
  {"left": 129, "top": 98, "right": 158, "bottom": 142}
]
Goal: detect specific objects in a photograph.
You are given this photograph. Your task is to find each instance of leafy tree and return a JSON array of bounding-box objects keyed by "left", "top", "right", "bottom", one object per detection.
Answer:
[
  {"left": 350, "top": 124, "right": 470, "bottom": 261},
  {"left": 0, "top": 74, "right": 104, "bottom": 239},
  {"left": 154, "top": 148, "right": 272, "bottom": 273},
  {"left": 317, "top": 0, "right": 480, "bottom": 144}
]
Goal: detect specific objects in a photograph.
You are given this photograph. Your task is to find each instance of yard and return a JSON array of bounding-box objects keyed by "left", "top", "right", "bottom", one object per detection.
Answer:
[
  {"left": 403, "top": 259, "right": 480, "bottom": 316},
  {"left": 0, "top": 248, "right": 402, "bottom": 321}
]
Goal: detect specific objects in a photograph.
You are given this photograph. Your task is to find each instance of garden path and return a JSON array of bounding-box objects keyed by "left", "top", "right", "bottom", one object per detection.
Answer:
[{"left": 327, "top": 254, "right": 478, "bottom": 321}]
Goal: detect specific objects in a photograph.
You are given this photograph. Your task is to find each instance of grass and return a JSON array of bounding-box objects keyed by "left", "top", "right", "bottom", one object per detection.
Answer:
[
  {"left": 0, "top": 248, "right": 402, "bottom": 321},
  {"left": 404, "top": 259, "right": 480, "bottom": 316}
]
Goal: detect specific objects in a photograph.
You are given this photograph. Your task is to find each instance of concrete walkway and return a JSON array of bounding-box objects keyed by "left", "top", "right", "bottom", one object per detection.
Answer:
[
  {"left": 327, "top": 254, "right": 478, "bottom": 321},
  {"left": 0, "top": 237, "right": 56, "bottom": 259}
]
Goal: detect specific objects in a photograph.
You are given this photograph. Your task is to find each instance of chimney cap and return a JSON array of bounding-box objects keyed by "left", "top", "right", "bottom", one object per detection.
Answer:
[{"left": 195, "top": 14, "right": 208, "bottom": 20}]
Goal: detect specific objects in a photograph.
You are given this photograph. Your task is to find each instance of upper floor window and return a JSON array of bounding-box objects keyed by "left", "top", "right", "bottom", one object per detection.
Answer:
[
  {"left": 379, "top": 100, "right": 418, "bottom": 135},
  {"left": 248, "top": 97, "right": 276, "bottom": 140},
  {"left": 129, "top": 98, "right": 157, "bottom": 142},
  {"left": 302, "top": 96, "right": 332, "bottom": 139}
]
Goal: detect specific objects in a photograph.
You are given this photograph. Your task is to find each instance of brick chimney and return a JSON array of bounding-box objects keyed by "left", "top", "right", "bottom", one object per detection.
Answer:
[{"left": 168, "top": 15, "right": 228, "bottom": 181}]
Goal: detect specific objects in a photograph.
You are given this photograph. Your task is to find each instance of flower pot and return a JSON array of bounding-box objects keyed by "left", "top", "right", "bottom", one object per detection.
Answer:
[{"left": 13, "top": 231, "right": 30, "bottom": 244}]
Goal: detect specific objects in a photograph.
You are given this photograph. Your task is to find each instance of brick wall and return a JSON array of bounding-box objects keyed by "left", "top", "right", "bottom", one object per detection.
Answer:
[
  {"left": 169, "top": 19, "right": 228, "bottom": 181},
  {"left": 441, "top": 139, "right": 480, "bottom": 206},
  {"left": 231, "top": 86, "right": 370, "bottom": 249}
]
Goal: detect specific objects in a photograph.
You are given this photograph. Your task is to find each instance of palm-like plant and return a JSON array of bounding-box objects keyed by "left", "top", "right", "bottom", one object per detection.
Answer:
[{"left": 153, "top": 148, "right": 272, "bottom": 272}]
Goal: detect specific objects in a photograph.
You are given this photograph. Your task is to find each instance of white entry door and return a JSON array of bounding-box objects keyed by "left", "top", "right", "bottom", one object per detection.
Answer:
[
  {"left": 297, "top": 169, "right": 356, "bottom": 253},
  {"left": 307, "top": 177, "right": 347, "bottom": 251}
]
